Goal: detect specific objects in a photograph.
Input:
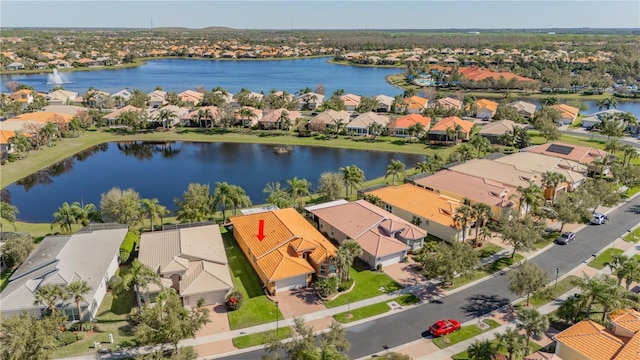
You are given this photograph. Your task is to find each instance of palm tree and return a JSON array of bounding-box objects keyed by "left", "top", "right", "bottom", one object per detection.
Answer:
[
  {"left": 66, "top": 280, "right": 92, "bottom": 322},
  {"left": 415, "top": 160, "right": 430, "bottom": 174},
  {"left": 40, "top": 122, "right": 59, "bottom": 147},
  {"left": 445, "top": 127, "right": 456, "bottom": 145},
  {"left": 11, "top": 131, "right": 31, "bottom": 159},
  {"left": 469, "top": 135, "right": 491, "bottom": 158},
  {"left": 454, "top": 204, "right": 476, "bottom": 241},
  {"left": 156, "top": 108, "right": 176, "bottom": 129},
  {"left": 517, "top": 185, "right": 544, "bottom": 215},
  {"left": 385, "top": 159, "right": 407, "bottom": 185},
  {"left": 337, "top": 239, "right": 363, "bottom": 282},
  {"left": 278, "top": 110, "right": 291, "bottom": 130},
  {"left": 541, "top": 171, "right": 566, "bottom": 202},
  {"left": 141, "top": 198, "right": 169, "bottom": 231},
  {"left": 34, "top": 283, "right": 67, "bottom": 315},
  {"left": 471, "top": 202, "right": 492, "bottom": 245},
  {"left": 604, "top": 138, "right": 621, "bottom": 155},
  {"left": 229, "top": 185, "right": 252, "bottom": 215},
  {"left": 598, "top": 97, "right": 618, "bottom": 110},
  {"left": 287, "top": 177, "right": 312, "bottom": 210},
  {"left": 0, "top": 201, "right": 18, "bottom": 231},
  {"left": 467, "top": 339, "right": 499, "bottom": 360},
  {"left": 197, "top": 108, "right": 214, "bottom": 128},
  {"left": 67, "top": 117, "right": 83, "bottom": 137},
  {"left": 75, "top": 202, "right": 98, "bottom": 226},
  {"left": 620, "top": 144, "right": 638, "bottom": 167},
  {"left": 617, "top": 258, "right": 640, "bottom": 290},
  {"left": 212, "top": 181, "right": 234, "bottom": 223},
  {"left": 239, "top": 107, "right": 256, "bottom": 127},
  {"left": 369, "top": 122, "right": 383, "bottom": 141},
  {"left": 540, "top": 96, "right": 559, "bottom": 107},
  {"left": 495, "top": 328, "right": 527, "bottom": 360},
  {"left": 118, "top": 259, "right": 161, "bottom": 308},
  {"left": 572, "top": 274, "right": 614, "bottom": 318},
  {"left": 340, "top": 165, "right": 365, "bottom": 199},
  {"left": 51, "top": 202, "right": 81, "bottom": 234},
  {"left": 516, "top": 309, "right": 549, "bottom": 354}
]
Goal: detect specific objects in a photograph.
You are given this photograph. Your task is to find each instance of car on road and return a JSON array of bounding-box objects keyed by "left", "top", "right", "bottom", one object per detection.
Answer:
[
  {"left": 555, "top": 232, "right": 576, "bottom": 245},
  {"left": 591, "top": 213, "right": 609, "bottom": 225},
  {"left": 429, "top": 319, "right": 461, "bottom": 337}
]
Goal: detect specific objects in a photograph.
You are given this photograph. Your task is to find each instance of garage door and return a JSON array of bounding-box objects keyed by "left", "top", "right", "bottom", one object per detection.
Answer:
[
  {"left": 378, "top": 253, "right": 405, "bottom": 267},
  {"left": 275, "top": 275, "right": 308, "bottom": 292},
  {"left": 184, "top": 291, "right": 225, "bottom": 307}
]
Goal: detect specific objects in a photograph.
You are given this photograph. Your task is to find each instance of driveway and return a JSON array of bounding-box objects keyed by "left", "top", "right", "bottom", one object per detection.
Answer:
[
  {"left": 273, "top": 287, "right": 327, "bottom": 319},
  {"left": 383, "top": 258, "right": 427, "bottom": 288},
  {"left": 196, "top": 305, "right": 231, "bottom": 337}
]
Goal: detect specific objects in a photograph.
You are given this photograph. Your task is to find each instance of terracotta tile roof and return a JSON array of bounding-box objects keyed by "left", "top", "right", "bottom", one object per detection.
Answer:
[
  {"left": 524, "top": 142, "right": 608, "bottom": 165},
  {"left": 458, "top": 66, "right": 534, "bottom": 82},
  {"left": 183, "top": 106, "right": 219, "bottom": 120},
  {"left": 479, "top": 120, "right": 521, "bottom": 136},
  {"left": 448, "top": 159, "right": 539, "bottom": 188},
  {"left": 178, "top": 90, "right": 204, "bottom": 104},
  {"left": 493, "top": 152, "right": 587, "bottom": 184},
  {"left": 260, "top": 109, "right": 303, "bottom": 124},
  {"left": 230, "top": 208, "right": 335, "bottom": 282},
  {"left": 102, "top": 105, "right": 145, "bottom": 120},
  {"left": 550, "top": 103, "right": 580, "bottom": 120},
  {"left": 475, "top": 98, "right": 499, "bottom": 112},
  {"left": 436, "top": 97, "right": 463, "bottom": 109},
  {"left": 347, "top": 112, "right": 390, "bottom": 129},
  {"left": 610, "top": 309, "right": 640, "bottom": 333},
  {"left": 308, "top": 110, "right": 350, "bottom": 128},
  {"left": 554, "top": 320, "right": 624, "bottom": 359},
  {"left": 429, "top": 116, "right": 475, "bottom": 134},
  {"left": 340, "top": 94, "right": 361, "bottom": 107},
  {"left": 523, "top": 352, "right": 563, "bottom": 360},
  {"left": 5, "top": 112, "right": 73, "bottom": 123},
  {"left": 615, "top": 332, "right": 640, "bottom": 360},
  {"left": 412, "top": 170, "right": 517, "bottom": 209},
  {"left": 402, "top": 96, "right": 429, "bottom": 110},
  {"left": 391, "top": 114, "right": 431, "bottom": 129},
  {"left": 0, "top": 130, "right": 18, "bottom": 145},
  {"left": 366, "top": 184, "right": 461, "bottom": 228}
]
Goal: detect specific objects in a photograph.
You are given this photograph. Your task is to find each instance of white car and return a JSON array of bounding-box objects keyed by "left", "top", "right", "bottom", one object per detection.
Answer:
[{"left": 591, "top": 213, "right": 609, "bottom": 225}]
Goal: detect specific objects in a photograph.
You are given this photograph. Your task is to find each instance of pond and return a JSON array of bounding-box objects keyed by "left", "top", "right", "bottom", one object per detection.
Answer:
[
  {"left": 4, "top": 141, "right": 424, "bottom": 223},
  {"left": 0, "top": 58, "right": 403, "bottom": 97}
]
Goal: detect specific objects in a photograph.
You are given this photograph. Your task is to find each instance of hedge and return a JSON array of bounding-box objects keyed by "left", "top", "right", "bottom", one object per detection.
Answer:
[{"left": 119, "top": 230, "right": 139, "bottom": 264}]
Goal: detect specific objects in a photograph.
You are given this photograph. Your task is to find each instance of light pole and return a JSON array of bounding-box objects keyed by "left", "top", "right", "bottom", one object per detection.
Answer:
[
  {"left": 555, "top": 268, "right": 559, "bottom": 289},
  {"left": 275, "top": 301, "right": 279, "bottom": 336}
]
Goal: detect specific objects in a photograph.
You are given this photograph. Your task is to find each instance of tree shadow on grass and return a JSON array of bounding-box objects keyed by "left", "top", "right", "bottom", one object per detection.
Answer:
[{"left": 461, "top": 293, "right": 511, "bottom": 318}]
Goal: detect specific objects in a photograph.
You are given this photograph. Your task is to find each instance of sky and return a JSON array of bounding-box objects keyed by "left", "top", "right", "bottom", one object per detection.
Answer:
[{"left": 1, "top": 1, "right": 639, "bottom": 29}]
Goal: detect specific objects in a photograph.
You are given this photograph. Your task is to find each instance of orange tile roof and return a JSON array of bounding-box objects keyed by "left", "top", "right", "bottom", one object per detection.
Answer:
[
  {"left": 391, "top": 114, "right": 431, "bottom": 129},
  {"left": 340, "top": 94, "right": 361, "bottom": 107},
  {"left": 609, "top": 309, "right": 640, "bottom": 333},
  {"left": 475, "top": 98, "right": 498, "bottom": 112},
  {"left": 0, "top": 130, "right": 16, "bottom": 145},
  {"left": 366, "top": 184, "right": 461, "bottom": 228},
  {"left": 402, "top": 96, "right": 429, "bottom": 110},
  {"left": 429, "top": 116, "right": 475, "bottom": 134},
  {"left": 615, "top": 333, "right": 640, "bottom": 360},
  {"left": 6, "top": 112, "right": 73, "bottom": 123},
  {"left": 550, "top": 103, "right": 580, "bottom": 120},
  {"left": 554, "top": 320, "right": 624, "bottom": 360},
  {"left": 230, "top": 208, "right": 335, "bottom": 282},
  {"left": 458, "top": 66, "right": 534, "bottom": 82},
  {"left": 524, "top": 141, "right": 608, "bottom": 165}
]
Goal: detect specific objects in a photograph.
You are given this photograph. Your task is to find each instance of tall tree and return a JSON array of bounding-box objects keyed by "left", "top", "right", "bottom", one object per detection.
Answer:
[
  {"left": 100, "top": 187, "right": 142, "bottom": 226},
  {"left": 0, "top": 233, "right": 33, "bottom": 269},
  {"left": 263, "top": 181, "right": 294, "bottom": 209},
  {"left": 340, "top": 165, "right": 365, "bottom": 199},
  {"left": 0, "top": 311, "right": 61, "bottom": 360},
  {"left": 51, "top": 201, "right": 81, "bottom": 234},
  {"left": 337, "top": 239, "right": 363, "bottom": 282},
  {"left": 174, "top": 183, "right": 213, "bottom": 222},
  {"left": 317, "top": 171, "right": 346, "bottom": 201},
  {"left": 598, "top": 97, "right": 618, "bottom": 110},
  {"left": 576, "top": 178, "right": 621, "bottom": 214},
  {"left": 517, "top": 184, "right": 544, "bottom": 215},
  {"left": 467, "top": 339, "right": 499, "bottom": 360},
  {"left": 495, "top": 328, "right": 527, "bottom": 360},
  {"left": 453, "top": 204, "right": 475, "bottom": 241},
  {"left": 471, "top": 202, "right": 493, "bottom": 245},
  {"left": 552, "top": 192, "right": 589, "bottom": 232},
  {"left": 469, "top": 135, "right": 491, "bottom": 158},
  {"left": 385, "top": 159, "right": 407, "bottom": 186},
  {"left": 516, "top": 308, "right": 549, "bottom": 354},
  {"left": 66, "top": 280, "right": 92, "bottom": 322},
  {"left": 118, "top": 259, "right": 162, "bottom": 308},
  {"left": 229, "top": 184, "right": 252, "bottom": 215},
  {"left": 508, "top": 262, "right": 549, "bottom": 306},
  {"left": 541, "top": 171, "right": 566, "bottom": 203},
  {"left": 287, "top": 177, "right": 312, "bottom": 210},
  {"left": 141, "top": 198, "right": 169, "bottom": 231},
  {"left": 415, "top": 240, "right": 479, "bottom": 286},
  {"left": 0, "top": 201, "right": 18, "bottom": 231},
  {"left": 212, "top": 181, "right": 234, "bottom": 223},
  {"left": 500, "top": 215, "right": 545, "bottom": 258},
  {"left": 33, "top": 283, "right": 67, "bottom": 315}
]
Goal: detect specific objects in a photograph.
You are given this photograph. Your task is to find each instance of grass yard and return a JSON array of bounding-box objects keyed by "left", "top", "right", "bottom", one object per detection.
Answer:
[
  {"left": 452, "top": 340, "right": 543, "bottom": 360},
  {"left": 232, "top": 327, "right": 292, "bottom": 349},
  {"left": 588, "top": 248, "right": 624, "bottom": 270},
  {"left": 220, "top": 226, "right": 283, "bottom": 329},
  {"left": 484, "top": 253, "right": 524, "bottom": 273},
  {"left": 447, "top": 270, "right": 487, "bottom": 290},
  {"left": 324, "top": 261, "right": 403, "bottom": 308},
  {"left": 333, "top": 294, "right": 421, "bottom": 323},
  {"left": 476, "top": 243, "right": 505, "bottom": 259},
  {"left": 432, "top": 319, "right": 500, "bottom": 349},
  {"left": 0, "top": 270, "right": 11, "bottom": 291},
  {"left": 624, "top": 227, "right": 640, "bottom": 243},
  {"left": 516, "top": 275, "right": 579, "bottom": 308}
]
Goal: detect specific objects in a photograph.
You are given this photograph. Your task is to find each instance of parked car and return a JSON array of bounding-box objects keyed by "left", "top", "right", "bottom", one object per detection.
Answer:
[
  {"left": 555, "top": 232, "right": 576, "bottom": 245},
  {"left": 591, "top": 213, "right": 609, "bottom": 225},
  {"left": 429, "top": 319, "right": 461, "bottom": 337}
]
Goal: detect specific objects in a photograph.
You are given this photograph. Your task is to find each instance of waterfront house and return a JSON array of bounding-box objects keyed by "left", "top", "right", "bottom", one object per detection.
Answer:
[
  {"left": 259, "top": 109, "right": 302, "bottom": 130},
  {"left": 340, "top": 94, "right": 362, "bottom": 111},
  {"left": 402, "top": 96, "right": 429, "bottom": 114},
  {"left": 374, "top": 95, "right": 395, "bottom": 112},
  {"left": 6, "top": 62, "right": 25, "bottom": 70},
  {"left": 522, "top": 142, "right": 609, "bottom": 167},
  {"left": 581, "top": 109, "right": 626, "bottom": 129},
  {"left": 365, "top": 184, "right": 464, "bottom": 242},
  {"left": 178, "top": 90, "right": 204, "bottom": 106},
  {"left": 307, "top": 110, "right": 350, "bottom": 132},
  {"left": 296, "top": 92, "right": 325, "bottom": 111},
  {"left": 389, "top": 114, "right": 431, "bottom": 138},
  {"left": 8, "top": 89, "right": 34, "bottom": 105},
  {"left": 230, "top": 208, "right": 337, "bottom": 295},
  {"left": 346, "top": 112, "right": 390, "bottom": 136},
  {"left": 138, "top": 225, "right": 233, "bottom": 307},
  {"left": 0, "top": 224, "right": 128, "bottom": 321},
  {"left": 550, "top": 103, "right": 580, "bottom": 125},
  {"left": 474, "top": 98, "right": 499, "bottom": 119},
  {"left": 101, "top": 105, "right": 147, "bottom": 126},
  {"left": 0, "top": 112, "right": 73, "bottom": 133},
  {"left": 478, "top": 119, "right": 523, "bottom": 144},
  {"left": 508, "top": 100, "right": 537, "bottom": 119},
  {"left": 45, "top": 90, "right": 78, "bottom": 105},
  {"left": 147, "top": 90, "right": 167, "bottom": 108},
  {"left": 446, "top": 158, "right": 539, "bottom": 191},
  {"left": 427, "top": 116, "right": 475, "bottom": 144},
  {"left": 308, "top": 200, "right": 426, "bottom": 268}
]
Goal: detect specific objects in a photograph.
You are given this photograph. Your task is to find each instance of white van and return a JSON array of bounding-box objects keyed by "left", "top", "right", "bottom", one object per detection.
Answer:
[{"left": 591, "top": 213, "right": 609, "bottom": 225}]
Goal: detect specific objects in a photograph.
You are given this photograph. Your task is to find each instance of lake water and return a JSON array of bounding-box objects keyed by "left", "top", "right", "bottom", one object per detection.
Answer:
[
  {"left": 0, "top": 58, "right": 403, "bottom": 97},
  {"left": 4, "top": 141, "right": 423, "bottom": 222}
]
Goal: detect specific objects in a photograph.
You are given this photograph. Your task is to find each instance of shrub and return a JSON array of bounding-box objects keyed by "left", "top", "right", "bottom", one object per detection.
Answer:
[
  {"left": 75, "top": 331, "right": 87, "bottom": 340},
  {"left": 376, "top": 263, "right": 383, "bottom": 272},
  {"left": 316, "top": 276, "right": 340, "bottom": 297},
  {"left": 338, "top": 278, "right": 353, "bottom": 292},
  {"left": 119, "top": 230, "right": 139, "bottom": 264},
  {"left": 58, "top": 331, "right": 78, "bottom": 346},
  {"left": 225, "top": 291, "right": 245, "bottom": 311},
  {"left": 108, "top": 274, "right": 122, "bottom": 290},
  {"left": 118, "top": 339, "right": 136, "bottom": 348}
]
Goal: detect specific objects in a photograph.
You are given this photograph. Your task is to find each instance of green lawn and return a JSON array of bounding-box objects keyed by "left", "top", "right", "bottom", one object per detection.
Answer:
[
  {"left": 333, "top": 294, "right": 420, "bottom": 323},
  {"left": 476, "top": 243, "right": 505, "bottom": 259},
  {"left": 452, "top": 340, "right": 543, "bottom": 360},
  {"left": 588, "top": 248, "right": 624, "bottom": 270},
  {"left": 324, "top": 262, "right": 403, "bottom": 308},
  {"left": 516, "top": 275, "right": 579, "bottom": 308},
  {"left": 232, "top": 327, "right": 291, "bottom": 349},
  {"left": 220, "top": 226, "right": 283, "bottom": 329},
  {"left": 432, "top": 319, "right": 500, "bottom": 349},
  {"left": 447, "top": 270, "right": 487, "bottom": 290},
  {"left": 0, "top": 270, "right": 11, "bottom": 291},
  {"left": 484, "top": 253, "right": 524, "bottom": 273},
  {"left": 624, "top": 228, "right": 640, "bottom": 243}
]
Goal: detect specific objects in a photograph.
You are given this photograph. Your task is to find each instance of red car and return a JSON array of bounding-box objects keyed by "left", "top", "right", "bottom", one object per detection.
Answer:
[{"left": 429, "top": 319, "right": 461, "bottom": 337}]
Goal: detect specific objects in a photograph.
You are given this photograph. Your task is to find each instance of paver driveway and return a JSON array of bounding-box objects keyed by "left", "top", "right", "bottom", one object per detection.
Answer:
[{"left": 273, "top": 287, "right": 327, "bottom": 318}]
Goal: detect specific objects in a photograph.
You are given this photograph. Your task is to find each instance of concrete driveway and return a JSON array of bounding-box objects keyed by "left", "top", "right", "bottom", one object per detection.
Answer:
[
  {"left": 273, "top": 287, "right": 327, "bottom": 319},
  {"left": 383, "top": 258, "right": 427, "bottom": 288},
  {"left": 196, "top": 305, "right": 231, "bottom": 337}
]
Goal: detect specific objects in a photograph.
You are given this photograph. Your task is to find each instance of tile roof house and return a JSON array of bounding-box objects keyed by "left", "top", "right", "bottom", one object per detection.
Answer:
[
  {"left": 307, "top": 110, "right": 351, "bottom": 132},
  {"left": 435, "top": 97, "right": 463, "bottom": 110},
  {"left": 374, "top": 94, "right": 395, "bottom": 112},
  {"left": 182, "top": 106, "right": 219, "bottom": 127},
  {"left": 346, "top": 112, "right": 390, "bottom": 136},
  {"left": 365, "top": 184, "right": 464, "bottom": 242},
  {"left": 447, "top": 159, "right": 540, "bottom": 190},
  {"left": 478, "top": 119, "right": 525, "bottom": 144},
  {"left": 402, "top": 96, "right": 429, "bottom": 114},
  {"left": 309, "top": 200, "right": 426, "bottom": 268},
  {"left": 296, "top": 92, "right": 325, "bottom": 111},
  {"left": 178, "top": 90, "right": 204, "bottom": 106},
  {"left": 340, "top": 94, "right": 362, "bottom": 111},
  {"left": 581, "top": 109, "right": 626, "bottom": 129},
  {"left": 9, "top": 89, "right": 34, "bottom": 104},
  {"left": 259, "top": 109, "right": 302, "bottom": 130},
  {"left": 230, "top": 208, "right": 337, "bottom": 295},
  {"left": 45, "top": 90, "right": 78, "bottom": 105},
  {"left": 410, "top": 170, "right": 518, "bottom": 219},
  {"left": 0, "top": 112, "right": 74, "bottom": 132},
  {"left": 138, "top": 225, "right": 233, "bottom": 307},
  {"left": 554, "top": 311, "right": 640, "bottom": 360},
  {"left": 550, "top": 104, "right": 580, "bottom": 125},
  {"left": 523, "top": 142, "right": 608, "bottom": 166},
  {"left": 42, "top": 104, "right": 88, "bottom": 116},
  {"left": 0, "top": 225, "right": 128, "bottom": 321},
  {"left": 147, "top": 90, "right": 167, "bottom": 108},
  {"left": 508, "top": 100, "right": 537, "bottom": 119},
  {"left": 101, "top": 105, "right": 147, "bottom": 126},
  {"left": 474, "top": 99, "right": 499, "bottom": 119},
  {"left": 389, "top": 114, "right": 431, "bottom": 138},
  {"left": 427, "top": 116, "right": 475, "bottom": 144},
  {"left": 150, "top": 105, "right": 191, "bottom": 127}
]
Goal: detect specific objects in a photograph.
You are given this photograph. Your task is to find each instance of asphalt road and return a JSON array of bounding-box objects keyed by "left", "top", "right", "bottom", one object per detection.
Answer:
[
  {"left": 218, "top": 195, "right": 640, "bottom": 360},
  {"left": 560, "top": 129, "right": 640, "bottom": 148}
]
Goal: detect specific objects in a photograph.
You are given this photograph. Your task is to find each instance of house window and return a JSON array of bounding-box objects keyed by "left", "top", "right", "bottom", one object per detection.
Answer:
[
  {"left": 320, "top": 266, "right": 327, "bottom": 275},
  {"left": 384, "top": 204, "right": 392, "bottom": 212},
  {"left": 302, "top": 252, "right": 308, "bottom": 259},
  {"left": 64, "top": 307, "right": 80, "bottom": 322}
]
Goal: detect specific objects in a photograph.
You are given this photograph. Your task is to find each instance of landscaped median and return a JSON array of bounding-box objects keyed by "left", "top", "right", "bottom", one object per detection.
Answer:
[
  {"left": 333, "top": 294, "right": 420, "bottom": 323},
  {"left": 432, "top": 319, "right": 501, "bottom": 349}
]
